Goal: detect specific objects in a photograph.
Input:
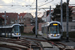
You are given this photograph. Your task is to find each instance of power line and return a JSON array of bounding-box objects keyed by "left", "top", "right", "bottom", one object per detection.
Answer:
[
  {"left": 0, "top": 0, "right": 55, "bottom": 7},
  {"left": 31, "top": 0, "right": 35, "bottom": 5},
  {"left": 31, "top": 7, "right": 53, "bottom": 9},
  {"left": 38, "top": 0, "right": 54, "bottom": 7},
  {"left": 69, "top": 4, "right": 75, "bottom": 5},
  {"left": 0, "top": 5, "right": 32, "bottom": 7}
]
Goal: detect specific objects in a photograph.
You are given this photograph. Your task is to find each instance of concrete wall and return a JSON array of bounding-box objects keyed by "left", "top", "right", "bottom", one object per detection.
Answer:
[
  {"left": 24, "top": 25, "right": 34, "bottom": 33},
  {"left": 63, "top": 22, "right": 75, "bottom": 32}
]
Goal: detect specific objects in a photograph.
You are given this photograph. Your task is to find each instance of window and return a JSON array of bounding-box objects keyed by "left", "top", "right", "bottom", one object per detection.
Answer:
[
  {"left": 13, "top": 25, "right": 20, "bottom": 33},
  {"left": 23, "top": 18, "right": 25, "bottom": 21}
]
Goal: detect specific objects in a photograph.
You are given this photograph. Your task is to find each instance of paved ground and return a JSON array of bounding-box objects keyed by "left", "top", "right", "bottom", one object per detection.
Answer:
[
  {"left": 21, "top": 35, "right": 45, "bottom": 40},
  {"left": 0, "top": 47, "right": 12, "bottom": 50},
  {"left": 0, "top": 35, "right": 75, "bottom": 50},
  {"left": 21, "top": 35, "right": 75, "bottom": 47},
  {"left": 61, "top": 40, "right": 75, "bottom": 47}
]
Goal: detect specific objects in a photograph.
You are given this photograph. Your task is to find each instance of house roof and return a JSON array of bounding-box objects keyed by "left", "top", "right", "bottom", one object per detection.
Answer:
[
  {"left": 0, "top": 13, "right": 18, "bottom": 20},
  {"left": 19, "top": 13, "right": 26, "bottom": 18},
  {"left": 46, "top": 10, "right": 53, "bottom": 17},
  {"left": 0, "top": 16, "right": 4, "bottom": 19}
]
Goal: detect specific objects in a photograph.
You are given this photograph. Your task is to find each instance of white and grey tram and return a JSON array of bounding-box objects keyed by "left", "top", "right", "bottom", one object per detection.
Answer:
[
  {"left": 0, "top": 24, "right": 21, "bottom": 38},
  {"left": 42, "top": 21, "right": 63, "bottom": 40}
]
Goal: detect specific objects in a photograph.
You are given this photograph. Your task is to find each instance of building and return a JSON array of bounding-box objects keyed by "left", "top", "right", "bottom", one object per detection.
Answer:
[
  {"left": 71, "top": 6, "right": 75, "bottom": 22},
  {"left": 19, "top": 13, "right": 34, "bottom": 33},
  {"left": 0, "top": 12, "right": 18, "bottom": 25},
  {"left": 41, "top": 6, "right": 75, "bottom": 32},
  {"left": 0, "top": 16, "right": 4, "bottom": 25},
  {"left": 42, "top": 10, "right": 53, "bottom": 22}
]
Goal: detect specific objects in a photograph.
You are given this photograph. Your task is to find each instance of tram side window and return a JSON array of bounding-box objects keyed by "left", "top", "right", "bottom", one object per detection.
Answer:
[
  {"left": 0, "top": 28, "right": 2, "bottom": 33},
  {"left": 12, "top": 27, "right": 14, "bottom": 33},
  {"left": 13, "top": 25, "right": 20, "bottom": 33},
  {"left": 0, "top": 28, "right": 12, "bottom": 33},
  {"left": 6, "top": 28, "right": 12, "bottom": 33},
  {"left": 49, "top": 24, "right": 60, "bottom": 34},
  {"left": 3, "top": 28, "right": 6, "bottom": 33},
  {"left": 0, "top": 28, "right": 6, "bottom": 33}
]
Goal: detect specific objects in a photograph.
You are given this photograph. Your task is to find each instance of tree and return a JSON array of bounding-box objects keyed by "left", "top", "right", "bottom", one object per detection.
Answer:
[
  {"left": 32, "top": 18, "right": 44, "bottom": 34},
  {"left": 52, "top": 2, "right": 72, "bottom": 21},
  {"left": 38, "top": 18, "right": 44, "bottom": 23},
  {"left": 32, "top": 27, "right": 35, "bottom": 34}
]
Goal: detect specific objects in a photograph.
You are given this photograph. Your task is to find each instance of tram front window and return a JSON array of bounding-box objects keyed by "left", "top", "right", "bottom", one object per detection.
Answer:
[
  {"left": 49, "top": 25, "right": 60, "bottom": 34},
  {"left": 13, "top": 25, "right": 20, "bottom": 33}
]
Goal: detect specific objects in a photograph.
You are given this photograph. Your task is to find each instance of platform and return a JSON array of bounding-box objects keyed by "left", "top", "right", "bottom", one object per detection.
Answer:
[
  {"left": 41, "top": 42, "right": 53, "bottom": 48},
  {"left": 44, "top": 46, "right": 59, "bottom": 50}
]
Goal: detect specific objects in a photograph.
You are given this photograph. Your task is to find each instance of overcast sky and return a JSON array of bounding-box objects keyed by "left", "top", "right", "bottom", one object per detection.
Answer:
[{"left": 0, "top": 0, "right": 75, "bottom": 17}]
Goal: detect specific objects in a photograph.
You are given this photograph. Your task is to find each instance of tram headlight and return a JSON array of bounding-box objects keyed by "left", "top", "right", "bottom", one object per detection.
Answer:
[
  {"left": 50, "top": 34, "right": 53, "bottom": 36},
  {"left": 50, "top": 34, "right": 52, "bottom": 36},
  {"left": 57, "top": 34, "right": 60, "bottom": 36}
]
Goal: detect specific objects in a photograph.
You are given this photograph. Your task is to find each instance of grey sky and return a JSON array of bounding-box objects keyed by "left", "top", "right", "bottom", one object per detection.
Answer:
[{"left": 0, "top": 0, "right": 75, "bottom": 17}]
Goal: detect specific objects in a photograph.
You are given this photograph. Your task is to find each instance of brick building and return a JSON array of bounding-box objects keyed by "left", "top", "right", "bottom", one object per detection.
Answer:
[
  {"left": 0, "top": 12, "right": 18, "bottom": 25},
  {"left": 0, "top": 16, "right": 4, "bottom": 25},
  {"left": 19, "top": 13, "right": 34, "bottom": 33}
]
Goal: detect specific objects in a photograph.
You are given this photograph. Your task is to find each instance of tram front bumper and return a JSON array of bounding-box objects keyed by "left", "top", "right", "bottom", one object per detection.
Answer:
[
  {"left": 48, "top": 34, "right": 61, "bottom": 40},
  {"left": 12, "top": 33, "right": 21, "bottom": 37}
]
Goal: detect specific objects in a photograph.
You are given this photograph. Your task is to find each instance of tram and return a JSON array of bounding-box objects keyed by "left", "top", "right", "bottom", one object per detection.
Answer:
[
  {"left": 0, "top": 24, "right": 21, "bottom": 38},
  {"left": 42, "top": 21, "right": 63, "bottom": 40}
]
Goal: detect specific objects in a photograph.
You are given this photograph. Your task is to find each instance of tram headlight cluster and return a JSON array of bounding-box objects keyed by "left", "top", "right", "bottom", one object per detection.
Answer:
[
  {"left": 50, "top": 34, "right": 53, "bottom": 36},
  {"left": 57, "top": 34, "right": 60, "bottom": 37},
  {"left": 14, "top": 33, "right": 16, "bottom": 35},
  {"left": 50, "top": 34, "right": 60, "bottom": 37}
]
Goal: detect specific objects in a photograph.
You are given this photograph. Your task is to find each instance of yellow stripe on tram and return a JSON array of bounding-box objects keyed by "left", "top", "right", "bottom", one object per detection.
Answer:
[{"left": 6, "top": 33, "right": 7, "bottom": 37}]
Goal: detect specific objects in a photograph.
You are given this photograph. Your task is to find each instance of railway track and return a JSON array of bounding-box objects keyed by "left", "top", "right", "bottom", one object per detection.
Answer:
[
  {"left": 0, "top": 37, "right": 75, "bottom": 50},
  {"left": 24, "top": 37, "right": 75, "bottom": 50},
  {"left": 0, "top": 37, "right": 43, "bottom": 50},
  {"left": 49, "top": 41, "right": 75, "bottom": 50}
]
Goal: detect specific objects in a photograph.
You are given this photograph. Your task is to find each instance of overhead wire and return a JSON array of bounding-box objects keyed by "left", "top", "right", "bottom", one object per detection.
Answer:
[
  {"left": 0, "top": 0, "right": 53, "bottom": 7},
  {"left": 38, "top": 0, "right": 54, "bottom": 7}
]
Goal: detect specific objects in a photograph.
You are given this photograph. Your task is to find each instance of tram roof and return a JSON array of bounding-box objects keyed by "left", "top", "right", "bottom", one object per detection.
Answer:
[
  {"left": 0, "top": 24, "right": 21, "bottom": 28},
  {"left": 42, "top": 21, "right": 61, "bottom": 27}
]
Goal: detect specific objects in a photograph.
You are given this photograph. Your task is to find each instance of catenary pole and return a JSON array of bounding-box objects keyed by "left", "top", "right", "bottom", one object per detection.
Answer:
[
  {"left": 5, "top": 11, "right": 6, "bottom": 25},
  {"left": 61, "top": 0, "right": 63, "bottom": 37},
  {"left": 5, "top": 11, "right": 6, "bottom": 37},
  {"left": 66, "top": 0, "right": 69, "bottom": 42},
  {"left": 17, "top": 15, "right": 19, "bottom": 24},
  {"left": 50, "top": 6, "right": 51, "bottom": 22},
  {"left": 35, "top": 0, "right": 38, "bottom": 38}
]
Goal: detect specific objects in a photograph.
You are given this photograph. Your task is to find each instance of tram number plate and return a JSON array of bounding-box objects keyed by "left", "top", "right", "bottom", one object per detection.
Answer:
[
  {"left": 17, "top": 33, "right": 18, "bottom": 35},
  {"left": 54, "top": 34, "right": 56, "bottom": 37}
]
